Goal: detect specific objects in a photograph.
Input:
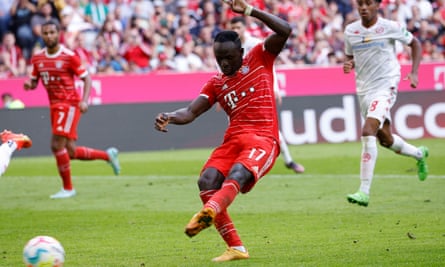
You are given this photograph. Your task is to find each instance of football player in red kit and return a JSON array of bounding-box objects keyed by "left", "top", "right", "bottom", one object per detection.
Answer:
[
  {"left": 24, "top": 19, "right": 121, "bottom": 199},
  {"left": 154, "top": 0, "right": 291, "bottom": 262}
]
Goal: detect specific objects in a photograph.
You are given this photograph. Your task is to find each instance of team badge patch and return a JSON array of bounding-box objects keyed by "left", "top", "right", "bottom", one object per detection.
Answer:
[
  {"left": 241, "top": 65, "right": 249, "bottom": 74},
  {"left": 55, "top": 61, "right": 63, "bottom": 68},
  {"left": 362, "top": 35, "right": 371, "bottom": 43}
]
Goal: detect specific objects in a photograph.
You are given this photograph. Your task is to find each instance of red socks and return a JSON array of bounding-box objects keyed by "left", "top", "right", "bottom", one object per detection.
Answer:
[
  {"left": 215, "top": 210, "right": 243, "bottom": 247},
  {"left": 73, "top": 146, "right": 109, "bottom": 161},
  {"left": 53, "top": 147, "right": 108, "bottom": 191},
  {"left": 200, "top": 180, "right": 242, "bottom": 247},
  {"left": 54, "top": 148, "right": 72, "bottom": 190},
  {"left": 204, "top": 180, "right": 240, "bottom": 213}
]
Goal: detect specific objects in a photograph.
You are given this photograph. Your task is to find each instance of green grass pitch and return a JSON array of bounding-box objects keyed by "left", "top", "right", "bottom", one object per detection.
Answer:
[{"left": 1, "top": 139, "right": 444, "bottom": 266}]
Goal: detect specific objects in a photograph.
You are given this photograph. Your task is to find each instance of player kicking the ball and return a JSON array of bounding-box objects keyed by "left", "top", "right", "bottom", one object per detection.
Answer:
[
  {"left": 24, "top": 19, "right": 121, "bottom": 199},
  {"left": 155, "top": 0, "right": 291, "bottom": 262}
]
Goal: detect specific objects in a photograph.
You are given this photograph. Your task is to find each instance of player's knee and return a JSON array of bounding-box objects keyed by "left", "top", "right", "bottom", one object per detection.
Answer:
[
  {"left": 198, "top": 168, "right": 224, "bottom": 190},
  {"left": 228, "top": 164, "right": 253, "bottom": 188},
  {"left": 379, "top": 138, "right": 392, "bottom": 148}
]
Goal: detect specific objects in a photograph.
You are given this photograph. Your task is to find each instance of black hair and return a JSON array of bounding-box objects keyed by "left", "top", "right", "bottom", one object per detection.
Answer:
[
  {"left": 214, "top": 31, "right": 242, "bottom": 49},
  {"left": 1, "top": 93, "right": 12, "bottom": 100},
  {"left": 230, "top": 16, "right": 246, "bottom": 26},
  {"left": 42, "top": 18, "right": 61, "bottom": 31}
]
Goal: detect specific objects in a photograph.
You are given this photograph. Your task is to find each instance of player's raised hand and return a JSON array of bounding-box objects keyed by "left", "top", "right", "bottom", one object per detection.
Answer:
[
  {"left": 222, "top": 0, "right": 249, "bottom": 14},
  {"left": 404, "top": 72, "right": 419, "bottom": 88},
  {"left": 154, "top": 113, "right": 169, "bottom": 132}
]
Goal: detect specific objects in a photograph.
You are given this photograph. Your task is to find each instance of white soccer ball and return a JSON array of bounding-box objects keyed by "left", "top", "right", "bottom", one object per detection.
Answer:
[{"left": 23, "top": 236, "right": 65, "bottom": 267}]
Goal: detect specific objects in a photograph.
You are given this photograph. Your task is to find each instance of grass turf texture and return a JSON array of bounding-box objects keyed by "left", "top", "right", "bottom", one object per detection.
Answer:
[{"left": 1, "top": 139, "right": 444, "bottom": 266}]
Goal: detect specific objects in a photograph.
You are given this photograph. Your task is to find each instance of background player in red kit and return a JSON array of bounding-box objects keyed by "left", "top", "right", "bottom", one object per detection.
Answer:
[
  {"left": 24, "top": 19, "right": 121, "bottom": 199},
  {"left": 154, "top": 0, "right": 291, "bottom": 262}
]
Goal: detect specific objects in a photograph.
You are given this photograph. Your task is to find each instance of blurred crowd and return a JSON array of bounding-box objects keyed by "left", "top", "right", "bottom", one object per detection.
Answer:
[{"left": 0, "top": 0, "right": 444, "bottom": 78}]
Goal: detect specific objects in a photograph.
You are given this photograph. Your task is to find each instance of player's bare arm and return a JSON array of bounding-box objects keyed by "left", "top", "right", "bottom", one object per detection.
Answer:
[
  {"left": 404, "top": 36, "right": 422, "bottom": 88},
  {"left": 79, "top": 75, "right": 92, "bottom": 113},
  {"left": 223, "top": 0, "right": 291, "bottom": 56},
  {"left": 155, "top": 96, "right": 211, "bottom": 132},
  {"left": 343, "top": 55, "right": 354, "bottom": 74}
]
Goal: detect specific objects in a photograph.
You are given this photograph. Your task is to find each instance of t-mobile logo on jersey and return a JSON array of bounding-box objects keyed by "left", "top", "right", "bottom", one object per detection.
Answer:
[{"left": 224, "top": 91, "right": 239, "bottom": 110}]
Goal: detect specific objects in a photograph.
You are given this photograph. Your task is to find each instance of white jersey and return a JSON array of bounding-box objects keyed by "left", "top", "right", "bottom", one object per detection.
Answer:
[
  {"left": 243, "top": 35, "right": 262, "bottom": 57},
  {"left": 344, "top": 17, "right": 413, "bottom": 95}
]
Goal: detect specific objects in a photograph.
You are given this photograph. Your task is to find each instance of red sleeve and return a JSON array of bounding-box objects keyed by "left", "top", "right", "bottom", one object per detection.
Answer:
[
  {"left": 199, "top": 76, "right": 218, "bottom": 106},
  {"left": 70, "top": 53, "right": 88, "bottom": 77},
  {"left": 249, "top": 44, "right": 276, "bottom": 70}
]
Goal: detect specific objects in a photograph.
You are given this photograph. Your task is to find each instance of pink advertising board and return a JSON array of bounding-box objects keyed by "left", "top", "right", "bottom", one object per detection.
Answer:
[{"left": 1, "top": 62, "right": 443, "bottom": 107}]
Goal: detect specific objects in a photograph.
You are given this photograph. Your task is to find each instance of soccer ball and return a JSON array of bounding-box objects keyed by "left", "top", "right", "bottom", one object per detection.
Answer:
[{"left": 23, "top": 236, "right": 65, "bottom": 267}]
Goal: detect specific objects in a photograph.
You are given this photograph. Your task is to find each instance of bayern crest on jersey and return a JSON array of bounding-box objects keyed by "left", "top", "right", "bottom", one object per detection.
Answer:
[
  {"left": 55, "top": 61, "right": 63, "bottom": 69},
  {"left": 240, "top": 65, "right": 249, "bottom": 74}
]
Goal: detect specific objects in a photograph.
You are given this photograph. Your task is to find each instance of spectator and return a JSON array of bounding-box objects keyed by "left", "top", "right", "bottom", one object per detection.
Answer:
[
  {"left": 130, "top": 0, "right": 154, "bottom": 30},
  {"left": 97, "top": 14, "right": 122, "bottom": 49},
  {"left": 415, "top": 0, "right": 433, "bottom": 20},
  {"left": 31, "top": 2, "right": 59, "bottom": 48},
  {"left": 150, "top": 51, "right": 175, "bottom": 72},
  {"left": 0, "top": 0, "right": 15, "bottom": 41},
  {"left": 173, "top": 38, "right": 203, "bottom": 72},
  {"left": 84, "top": 0, "right": 108, "bottom": 30},
  {"left": 0, "top": 32, "right": 26, "bottom": 76},
  {"left": 0, "top": 0, "right": 443, "bottom": 74},
  {"left": 9, "top": 0, "right": 37, "bottom": 61},
  {"left": 108, "top": 0, "right": 132, "bottom": 30},
  {"left": 59, "top": 2, "right": 94, "bottom": 49},
  {"left": 1, "top": 92, "right": 25, "bottom": 109},
  {"left": 37, "top": 0, "right": 65, "bottom": 20},
  {"left": 120, "top": 27, "right": 151, "bottom": 73},
  {"left": 96, "top": 45, "right": 128, "bottom": 74},
  {"left": 68, "top": 33, "right": 97, "bottom": 74}
]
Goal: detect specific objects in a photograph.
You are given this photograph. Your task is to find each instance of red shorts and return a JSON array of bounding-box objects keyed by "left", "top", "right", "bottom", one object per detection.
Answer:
[
  {"left": 202, "top": 133, "right": 279, "bottom": 193},
  {"left": 50, "top": 103, "right": 81, "bottom": 140}
]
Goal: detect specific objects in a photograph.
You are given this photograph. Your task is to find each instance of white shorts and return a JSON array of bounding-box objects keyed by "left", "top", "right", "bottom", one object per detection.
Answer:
[{"left": 357, "top": 88, "right": 397, "bottom": 128}]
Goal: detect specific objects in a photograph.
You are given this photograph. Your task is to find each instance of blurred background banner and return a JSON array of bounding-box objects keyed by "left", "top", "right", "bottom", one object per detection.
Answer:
[
  {"left": 1, "top": 90, "right": 443, "bottom": 156},
  {"left": 0, "top": 63, "right": 443, "bottom": 108}
]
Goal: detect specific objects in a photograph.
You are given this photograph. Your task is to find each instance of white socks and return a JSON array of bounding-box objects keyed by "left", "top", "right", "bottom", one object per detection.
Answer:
[
  {"left": 278, "top": 131, "right": 293, "bottom": 164},
  {"left": 390, "top": 134, "right": 423, "bottom": 160},
  {"left": 231, "top": 246, "right": 247, "bottom": 253},
  {"left": 359, "top": 136, "right": 377, "bottom": 195}
]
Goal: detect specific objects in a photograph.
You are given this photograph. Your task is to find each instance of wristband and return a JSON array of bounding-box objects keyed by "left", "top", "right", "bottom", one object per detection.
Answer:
[{"left": 244, "top": 5, "right": 253, "bottom": 16}]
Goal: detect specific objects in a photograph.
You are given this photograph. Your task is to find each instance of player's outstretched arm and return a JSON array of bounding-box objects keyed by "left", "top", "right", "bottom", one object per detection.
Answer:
[
  {"left": 154, "top": 96, "right": 211, "bottom": 132},
  {"left": 223, "top": 0, "right": 291, "bottom": 55}
]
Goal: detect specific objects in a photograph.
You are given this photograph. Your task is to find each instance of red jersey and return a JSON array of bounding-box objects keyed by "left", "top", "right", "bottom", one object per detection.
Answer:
[
  {"left": 30, "top": 45, "right": 88, "bottom": 105},
  {"left": 200, "top": 44, "right": 279, "bottom": 143}
]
